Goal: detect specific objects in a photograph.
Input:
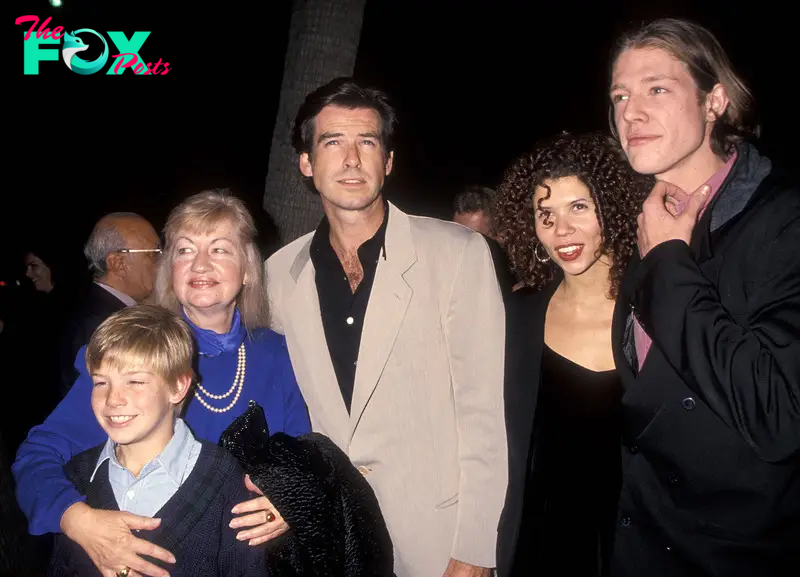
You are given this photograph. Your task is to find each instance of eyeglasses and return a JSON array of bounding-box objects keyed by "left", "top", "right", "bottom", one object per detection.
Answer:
[{"left": 116, "top": 248, "right": 163, "bottom": 255}]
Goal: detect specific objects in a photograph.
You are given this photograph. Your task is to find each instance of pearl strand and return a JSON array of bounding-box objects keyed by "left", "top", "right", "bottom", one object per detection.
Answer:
[
  {"left": 194, "top": 344, "right": 246, "bottom": 413},
  {"left": 195, "top": 346, "right": 244, "bottom": 399}
]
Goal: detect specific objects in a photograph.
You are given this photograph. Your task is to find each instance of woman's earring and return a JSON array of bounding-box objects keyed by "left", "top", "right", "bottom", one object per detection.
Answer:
[{"left": 534, "top": 244, "right": 550, "bottom": 263}]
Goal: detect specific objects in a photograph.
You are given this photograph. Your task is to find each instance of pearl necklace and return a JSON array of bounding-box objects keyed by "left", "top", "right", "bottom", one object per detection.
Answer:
[{"left": 193, "top": 344, "right": 245, "bottom": 413}]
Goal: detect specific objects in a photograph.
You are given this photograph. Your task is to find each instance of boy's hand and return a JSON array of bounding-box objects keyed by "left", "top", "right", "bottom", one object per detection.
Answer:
[
  {"left": 60, "top": 502, "right": 175, "bottom": 577},
  {"left": 230, "top": 474, "right": 289, "bottom": 546}
]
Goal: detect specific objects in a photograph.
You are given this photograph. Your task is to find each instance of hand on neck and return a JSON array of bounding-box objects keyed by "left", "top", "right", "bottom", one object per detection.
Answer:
[
  {"left": 325, "top": 196, "right": 385, "bottom": 254},
  {"left": 184, "top": 303, "right": 236, "bottom": 334}
]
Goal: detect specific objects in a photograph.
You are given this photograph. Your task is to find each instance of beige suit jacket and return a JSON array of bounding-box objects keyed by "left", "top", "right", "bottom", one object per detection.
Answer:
[{"left": 266, "top": 203, "right": 508, "bottom": 576}]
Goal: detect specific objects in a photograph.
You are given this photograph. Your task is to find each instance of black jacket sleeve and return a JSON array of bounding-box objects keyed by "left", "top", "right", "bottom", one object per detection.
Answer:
[{"left": 632, "top": 220, "right": 800, "bottom": 463}]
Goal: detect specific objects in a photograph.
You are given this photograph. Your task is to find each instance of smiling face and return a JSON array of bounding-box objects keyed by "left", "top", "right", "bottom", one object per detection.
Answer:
[
  {"left": 24, "top": 252, "right": 53, "bottom": 293},
  {"left": 299, "top": 105, "right": 394, "bottom": 214},
  {"left": 90, "top": 363, "right": 189, "bottom": 456},
  {"left": 610, "top": 47, "right": 727, "bottom": 185},
  {"left": 533, "top": 176, "right": 605, "bottom": 276},
  {"left": 170, "top": 219, "right": 246, "bottom": 323}
]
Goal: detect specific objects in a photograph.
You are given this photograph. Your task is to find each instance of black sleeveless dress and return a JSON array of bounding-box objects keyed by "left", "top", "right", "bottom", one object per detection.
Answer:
[{"left": 510, "top": 344, "right": 623, "bottom": 577}]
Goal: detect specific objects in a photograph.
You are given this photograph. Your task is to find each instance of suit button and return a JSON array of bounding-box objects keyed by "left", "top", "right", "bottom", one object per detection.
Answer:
[
  {"left": 357, "top": 465, "right": 371, "bottom": 476},
  {"left": 630, "top": 444, "right": 639, "bottom": 454},
  {"left": 667, "top": 472, "right": 679, "bottom": 486},
  {"left": 681, "top": 397, "right": 697, "bottom": 411},
  {"left": 621, "top": 516, "right": 631, "bottom": 527}
]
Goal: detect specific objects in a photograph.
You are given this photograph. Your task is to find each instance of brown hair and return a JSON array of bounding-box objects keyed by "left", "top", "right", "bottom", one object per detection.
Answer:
[
  {"left": 610, "top": 18, "right": 760, "bottom": 156},
  {"left": 292, "top": 77, "right": 397, "bottom": 158},
  {"left": 153, "top": 189, "right": 269, "bottom": 330},
  {"left": 494, "top": 132, "right": 653, "bottom": 297},
  {"left": 86, "top": 304, "right": 195, "bottom": 394}
]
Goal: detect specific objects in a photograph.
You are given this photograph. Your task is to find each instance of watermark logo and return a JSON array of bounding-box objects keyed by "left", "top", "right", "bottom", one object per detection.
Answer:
[
  {"left": 62, "top": 29, "right": 108, "bottom": 75},
  {"left": 16, "top": 15, "right": 170, "bottom": 75}
]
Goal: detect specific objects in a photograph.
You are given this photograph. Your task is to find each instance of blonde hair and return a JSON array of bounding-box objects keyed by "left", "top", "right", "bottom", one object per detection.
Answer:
[
  {"left": 610, "top": 18, "right": 760, "bottom": 156},
  {"left": 85, "top": 305, "right": 195, "bottom": 393},
  {"left": 154, "top": 189, "right": 269, "bottom": 330}
]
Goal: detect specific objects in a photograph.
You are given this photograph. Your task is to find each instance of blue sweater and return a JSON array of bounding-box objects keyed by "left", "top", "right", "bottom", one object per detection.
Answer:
[{"left": 13, "top": 326, "right": 311, "bottom": 535}]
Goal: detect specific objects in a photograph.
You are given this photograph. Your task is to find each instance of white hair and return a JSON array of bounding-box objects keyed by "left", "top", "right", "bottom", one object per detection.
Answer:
[{"left": 84, "top": 212, "right": 144, "bottom": 279}]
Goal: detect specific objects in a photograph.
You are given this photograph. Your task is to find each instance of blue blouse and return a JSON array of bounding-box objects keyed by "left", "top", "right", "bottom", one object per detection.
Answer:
[{"left": 12, "top": 309, "right": 311, "bottom": 535}]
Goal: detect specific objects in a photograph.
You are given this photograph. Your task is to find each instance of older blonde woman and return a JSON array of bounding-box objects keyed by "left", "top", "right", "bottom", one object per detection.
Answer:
[{"left": 13, "top": 190, "right": 310, "bottom": 577}]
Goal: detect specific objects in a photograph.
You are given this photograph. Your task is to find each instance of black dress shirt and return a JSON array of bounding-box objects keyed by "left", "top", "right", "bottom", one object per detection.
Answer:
[{"left": 310, "top": 208, "right": 388, "bottom": 412}]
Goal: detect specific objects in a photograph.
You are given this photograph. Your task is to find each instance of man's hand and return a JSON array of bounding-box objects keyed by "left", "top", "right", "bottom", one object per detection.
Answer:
[
  {"left": 60, "top": 502, "right": 175, "bottom": 577},
  {"left": 230, "top": 474, "right": 289, "bottom": 546},
  {"left": 637, "top": 181, "right": 710, "bottom": 257},
  {"left": 442, "top": 558, "right": 491, "bottom": 577}
]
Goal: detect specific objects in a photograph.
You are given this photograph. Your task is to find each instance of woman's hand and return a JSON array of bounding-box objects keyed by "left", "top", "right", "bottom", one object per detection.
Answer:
[
  {"left": 60, "top": 502, "right": 176, "bottom": 577},
  {"left": 230, "top": 474, "right": 289, "bottom": 546}
]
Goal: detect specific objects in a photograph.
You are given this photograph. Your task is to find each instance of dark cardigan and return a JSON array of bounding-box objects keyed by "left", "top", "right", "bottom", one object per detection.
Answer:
[{"left": 48, "top": 440, "right": 266, "bottom": 577}]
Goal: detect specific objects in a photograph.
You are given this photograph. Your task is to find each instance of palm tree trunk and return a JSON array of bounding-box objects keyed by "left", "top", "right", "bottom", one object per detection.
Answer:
[{"left": 263, "top": 0, "right": 366, "bottom": 245}]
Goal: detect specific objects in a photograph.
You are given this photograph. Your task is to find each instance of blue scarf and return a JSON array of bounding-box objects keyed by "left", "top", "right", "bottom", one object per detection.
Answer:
[{"left": 182, "top": 307, "right": 246, "bottom": 357}]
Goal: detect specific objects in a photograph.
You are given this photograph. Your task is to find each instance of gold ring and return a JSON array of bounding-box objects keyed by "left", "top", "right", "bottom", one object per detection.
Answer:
[
  {"left": 266, "top": 510, "right": 276, "bottom": 523},
  {"left": 117, "top": 568, "right": 130, "bottom": 577}
]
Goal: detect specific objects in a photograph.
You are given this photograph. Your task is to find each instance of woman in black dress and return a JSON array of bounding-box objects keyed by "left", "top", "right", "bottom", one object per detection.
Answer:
[{"left": 495, "top": 132, "right": 653, "bottom": 577}]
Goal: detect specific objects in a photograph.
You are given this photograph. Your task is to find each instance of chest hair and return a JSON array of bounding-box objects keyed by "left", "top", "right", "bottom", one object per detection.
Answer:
[{"left": 337, "top": 248, "right": 364, "bottom": 293}]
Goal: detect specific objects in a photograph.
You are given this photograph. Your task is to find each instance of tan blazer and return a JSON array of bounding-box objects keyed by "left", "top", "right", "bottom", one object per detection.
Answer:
[{"left": 266, "top": 203, "right": 508, "bottom": 577}]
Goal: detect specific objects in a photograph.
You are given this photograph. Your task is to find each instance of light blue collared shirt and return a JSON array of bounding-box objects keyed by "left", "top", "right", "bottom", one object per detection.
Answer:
[{"left": 91, "top": 418, "right": 202, "bottom": 517}]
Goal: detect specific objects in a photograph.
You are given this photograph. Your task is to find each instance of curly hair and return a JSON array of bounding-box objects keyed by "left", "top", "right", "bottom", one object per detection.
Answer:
[{"left": 494, "top": 131, "right": 653, "bottom": 297}]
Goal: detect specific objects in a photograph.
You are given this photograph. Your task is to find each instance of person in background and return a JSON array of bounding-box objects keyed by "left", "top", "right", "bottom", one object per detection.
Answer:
[
  {"left": 58, "top": 212, "right": 161, "bottom": 397},
  {"left": 12, "top": 243, "right": 71, "bottom": 450},
  {"left": 24, "top": 249, "right": 56, "bottom": 294},
  {"left": 452, "top": 185, "right": 499, "bottom": 240},
  {"left": 452, "top": 185, "right": 516, "bottom": 297}
]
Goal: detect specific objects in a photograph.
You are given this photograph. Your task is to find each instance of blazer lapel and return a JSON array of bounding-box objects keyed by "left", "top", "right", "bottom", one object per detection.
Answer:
[
  {"left": 349, "top": 204, "right": 416, "bottom": 438},
  {"left": 287, "top": 243, "right": 351, "bottom": 446}
]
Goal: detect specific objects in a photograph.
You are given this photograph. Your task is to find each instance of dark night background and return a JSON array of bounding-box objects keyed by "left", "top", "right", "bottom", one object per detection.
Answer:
[
  {"left": 1, "top": 2, "right": 796, "bottom": 570},
  {"left": 3, "top": 0, "right": 797, "bottom": 288}
]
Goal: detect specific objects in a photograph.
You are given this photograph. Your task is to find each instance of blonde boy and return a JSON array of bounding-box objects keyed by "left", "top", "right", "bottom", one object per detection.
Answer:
[{"left": 48, "top": 305, "right": 264, "bottom": 577}]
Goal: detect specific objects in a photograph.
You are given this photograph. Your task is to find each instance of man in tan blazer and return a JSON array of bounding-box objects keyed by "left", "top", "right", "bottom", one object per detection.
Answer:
[{"left": 265, "top": 78, "right": 508, "bottom": 577}]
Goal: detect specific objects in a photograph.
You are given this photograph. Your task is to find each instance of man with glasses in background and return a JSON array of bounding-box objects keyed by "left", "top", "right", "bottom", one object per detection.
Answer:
[{"left": 57, "top": 212, "right": 161, "bottom": 396}]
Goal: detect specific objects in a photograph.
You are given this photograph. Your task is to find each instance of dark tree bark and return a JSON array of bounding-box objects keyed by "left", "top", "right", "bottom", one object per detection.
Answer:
[{"left": 264, "top": 0, "right": 366, "bottom": 245}]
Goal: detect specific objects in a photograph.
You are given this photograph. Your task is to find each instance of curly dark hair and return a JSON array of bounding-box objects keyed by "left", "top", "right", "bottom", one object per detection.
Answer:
[{"left": 494, "top": 131, "right": 653, "bottom": 297}]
